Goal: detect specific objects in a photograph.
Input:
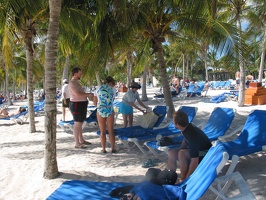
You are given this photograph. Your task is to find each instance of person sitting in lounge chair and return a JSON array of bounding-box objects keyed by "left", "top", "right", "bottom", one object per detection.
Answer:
[{"left": 0, "top": 107, "right": 26, "bottom": 118}]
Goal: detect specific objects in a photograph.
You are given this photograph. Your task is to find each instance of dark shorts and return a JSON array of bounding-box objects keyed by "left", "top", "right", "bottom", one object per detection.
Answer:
[
  {"left": 62, "top": 98, "right": 70, "bottom": 108},
  {"left": 198, "top": 149, "right": 209, "bottom": 162},
  {"left": 69, "top": 101, "right": 88, "bottom": 122},
  {"left": 236, "top": 79, "right": 240, "bottom": 84}
]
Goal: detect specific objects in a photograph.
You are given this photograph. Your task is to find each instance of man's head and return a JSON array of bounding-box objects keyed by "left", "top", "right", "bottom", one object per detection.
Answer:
[
  {"left": 72, "top": 67, "right": 82, "bottom": 79},
  {"left": 173, "top": 110, "right": 189, "bottom": 128}
]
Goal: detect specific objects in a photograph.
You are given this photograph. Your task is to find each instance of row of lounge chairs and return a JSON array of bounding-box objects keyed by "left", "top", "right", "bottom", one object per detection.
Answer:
[
  {"left": 210, "top": 80, "right": 233, "bottom": 90},
  {"left": 53, "top": 104, "right": 265, "bottom": 199},
  {"left": 153, "top": 81, "right": 209, "bottom": 103}
]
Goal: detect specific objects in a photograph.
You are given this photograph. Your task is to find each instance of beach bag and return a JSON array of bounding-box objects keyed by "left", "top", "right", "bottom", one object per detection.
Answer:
[
  {"left": 158, "top": 136, "right": 174, "bottom": 146},
  {"left": 145, "top": 168, "right": 178, "bottom": 185},
  {"left": 140, "top": 111, "right": 159, "bottom": 128},
  {"left": 109, "top": 185, "right": 134, "bottom": 198}
]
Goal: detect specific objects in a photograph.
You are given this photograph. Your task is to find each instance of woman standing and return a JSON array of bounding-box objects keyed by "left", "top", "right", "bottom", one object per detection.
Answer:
[
  {"left": 119, "top": 82, "right": 148, "bottom": 128},
  {"left": 94, "top": 76, "right": 117, "bottom": 153}
]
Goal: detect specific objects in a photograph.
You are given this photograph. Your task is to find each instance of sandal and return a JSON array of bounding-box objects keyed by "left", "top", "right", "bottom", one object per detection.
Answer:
[
  {"left": 111, "top": 149, "right": 118, "bottom": 153},
  {"left": 75, "top": 144, "right": 87, "bottom": 149},
  {"left": 82, "top": 141, "right": 92, "bottom": 145},
  {"left": 142, "top": 159, "right": 157, "bottom": 168},
  {"left": 101, "top": 149, "right": 107, "bottom": 153}
]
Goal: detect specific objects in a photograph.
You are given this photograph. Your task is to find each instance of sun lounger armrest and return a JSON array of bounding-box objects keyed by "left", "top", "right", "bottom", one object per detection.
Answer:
[
  {"left": 153, "top": 121, "right": 172, "bottom": 130},
  {"left": 210, "top": 171, "right": 256, "bottom": 200},
  {"left": 218, "top": 125, "right": 244, "bottom": 142}
]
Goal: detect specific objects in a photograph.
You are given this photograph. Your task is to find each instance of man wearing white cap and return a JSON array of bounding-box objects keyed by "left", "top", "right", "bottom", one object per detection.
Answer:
[{"left": 61, "top": 79, "right": 70, "bottom": 121}]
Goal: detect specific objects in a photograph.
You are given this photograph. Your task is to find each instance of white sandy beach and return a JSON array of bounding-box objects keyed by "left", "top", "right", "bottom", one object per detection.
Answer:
[{"left": 0, "top": 87, "right": 266, "bottom": 200}]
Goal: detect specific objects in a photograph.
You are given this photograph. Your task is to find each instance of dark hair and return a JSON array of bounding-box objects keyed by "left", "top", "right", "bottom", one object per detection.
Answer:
[
  {"left": 104, "top": 76, "right": 116, "bottom": 85},
  {"left": 19, "top": 107, "right": 27, "bottom": 113},
  {"left": 173, "top": 110, "right": 189, "bottom": 127},
  {"left": 130, "top": 82, "right": 141, "bottom": 89},
  {"left": 71, "top": 67, "right": 81, "bottom": 76}
]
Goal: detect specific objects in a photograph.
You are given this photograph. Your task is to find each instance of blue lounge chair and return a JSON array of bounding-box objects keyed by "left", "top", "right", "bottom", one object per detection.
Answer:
[
  {"left": 116, "top": 106, "right": 196, "bottom": 155},
  {"left": 58, "top": 109, "right": 98, "bottom": 131},
  {"left": 145, "top": 107, "right": 235, "bottom": 157},
  {"left": 211, "top": 81, "right": 221, "bottom": 90},
  {"left": 190, "top": 82, "right": 205, "bottom": 97},
  {"left": 217, "top": 81, "right": 227, "bottom": 89},
  {"left": 218, "top": 109, "right": 266, "bottom": 175},
  {"left": 0, "top": 109, "right": 28, "bottom": 124},
  {"left": 96, "top": 105, "right": 168, "bottom": 154},
  {"left": 186, "top": 83, "right": 196, "bottom": 97},
  {"left": 223, "top": 80, "right": 232, "bottom": 89},
  {"left": 34, "top": 100, "right": 46, "bottom": 116},
  {"left": 153, "top": 86, "right": 186, "bottom": 103},
  {"left": 49, "top": 142, "right": 249, "bottom": 200}
]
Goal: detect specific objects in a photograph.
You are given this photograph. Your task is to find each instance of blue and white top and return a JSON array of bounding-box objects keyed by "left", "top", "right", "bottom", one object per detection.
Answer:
[{"left": 96, "top": 84, "right": 115, "bottom": 118}]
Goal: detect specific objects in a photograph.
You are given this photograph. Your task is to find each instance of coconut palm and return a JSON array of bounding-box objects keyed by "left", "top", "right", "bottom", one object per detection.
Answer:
[
  {"left": 43, "top": 0, "right": 62, "bottom": 179},
  {"left": 126, "top": 0, "right": 240, "bottom": 116},
  {"left": 247, "top": 0, "right": 266, "bottom": 82},
  {"left": 0, "top": 0, "right": 49, "bottom": 132}
]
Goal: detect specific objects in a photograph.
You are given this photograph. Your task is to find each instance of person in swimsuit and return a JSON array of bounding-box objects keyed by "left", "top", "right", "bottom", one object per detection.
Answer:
[
  {"left": 68, "top": 67, "right": 94, "bottom": 149},
  {"left": 0, "top": 107, "right": 26, "bottom": 118},
  {"left": 94, "top": 76, "right": 117, "bottom": 153}
]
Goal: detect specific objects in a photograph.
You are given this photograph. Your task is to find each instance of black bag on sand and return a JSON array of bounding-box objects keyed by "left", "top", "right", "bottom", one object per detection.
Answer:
[
  {"left": 145, "top": 168, "right": 178, "bottom": 185},
  {"left": 159, "top": 136, "right": 174, "bottom": 146},
  {"left": 109, "top": 185, "right": 134, "bottom": 198}
]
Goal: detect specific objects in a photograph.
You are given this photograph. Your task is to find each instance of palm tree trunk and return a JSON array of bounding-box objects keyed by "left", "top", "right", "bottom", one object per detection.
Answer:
[
  {"left": 237, "top": 19, "right": 245, "bottom": 107},
  {"left": 156, "top": 42, "right": 175, "bottom": 118},
  {"left": 182, "top": 54, "right": 185, "bottom": 79},
  {"left": 258, "top": 50, "right": 265, "bottom": 82},
  {"left": 258, "top": 34, "right": 266, "bottom": 82},
  {"left": 5, "top": 68, "right": 12, "bottom": 106},
  {"left": 126, "top": 51, "right": 133, "bottom": 87},
  {"left": 141, "top": 63, "right": 149, "bottom": 101},
  {"left": 62, "top": 55, "right": 69, "bottom": 81},
  {"left": 95, "top": 72, "right": 101, "bottom": 86},
  {"left": 43, "top": 0, "right": 61, "bottom": 179},
  {"left": 26, "top": 46, "right": 36, "bottom": 132}
]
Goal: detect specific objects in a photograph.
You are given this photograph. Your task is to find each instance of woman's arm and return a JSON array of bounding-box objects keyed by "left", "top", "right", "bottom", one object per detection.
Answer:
[
  {"left": 136, "top": 99, "right": 147, "bottom": 109},
  {"left": 129, "top": 101, "right": 145, "bottom": 113}
]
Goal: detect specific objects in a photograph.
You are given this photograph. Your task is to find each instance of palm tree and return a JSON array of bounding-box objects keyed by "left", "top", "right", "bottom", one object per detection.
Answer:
[
  {"left": 247, "top": 0, "right": 266, "bottom": 82},
  {"left": 43, "top": 0, "right": 62, "bottom": 179},
  {"left": 222, "top": 0, "right": 250, "bottom": 106},
  {"left": 130, "top": 0, "right": 239, "bottom": 117},
  {"left": 1, "top": 0, "right": 48, "bottom": 132}
]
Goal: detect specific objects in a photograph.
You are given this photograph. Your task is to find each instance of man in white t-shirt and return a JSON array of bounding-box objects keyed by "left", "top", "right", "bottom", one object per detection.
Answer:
[{"left": 61, "top": 79, "right": 70, "bottom": 121}]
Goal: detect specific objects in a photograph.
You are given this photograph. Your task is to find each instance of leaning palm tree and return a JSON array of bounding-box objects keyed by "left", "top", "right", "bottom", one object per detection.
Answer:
[
  {"left": 1, "top": 0, "right": 48, "bottom": 132},
  {"left": 130, "top": 0, "right": 239, "bottom": 117}
]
